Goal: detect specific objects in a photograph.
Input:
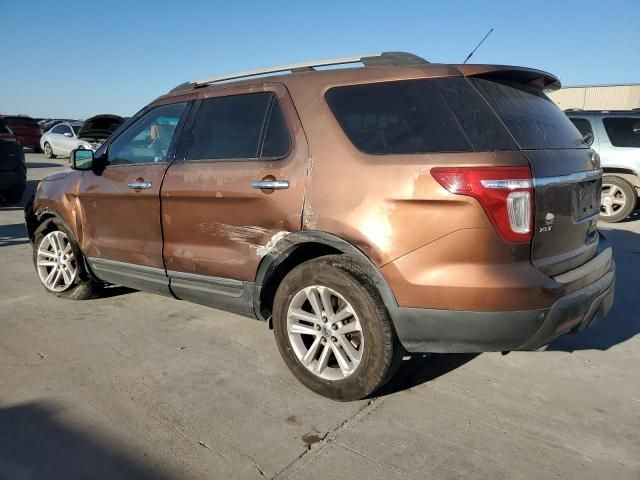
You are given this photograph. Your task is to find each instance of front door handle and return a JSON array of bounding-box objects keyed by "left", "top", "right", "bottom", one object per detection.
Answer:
[
  {"left": 128, "top": 181, "right": 152, "bottom": 190},
  {"left": 251, "top": 180, "right": 289, "bottom": 190}
]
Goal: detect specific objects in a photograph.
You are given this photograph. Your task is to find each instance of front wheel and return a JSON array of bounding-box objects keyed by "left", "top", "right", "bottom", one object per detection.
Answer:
[
  {"left": 273, "top": 255, "right": 403, "bottom": 401},
  {"left": 43, "top": 142, "right": 56, "bottom": 159},
  {"left": 600, "top": 176, "right": 637, "bottom": 223},
  {"left": 33, "top": 219, "right": 103, "bottom": 299}
]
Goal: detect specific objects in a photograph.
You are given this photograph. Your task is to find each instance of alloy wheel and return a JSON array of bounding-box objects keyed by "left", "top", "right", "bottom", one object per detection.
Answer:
[
  {"left": 601, "top": 182, "right": 627, "bottom": 218},
  {"left": 36, "top": 231, "right": 78, "bottom": 292},
  {"left": 287, "top": 285, "right": 364, "bottom": 380}
]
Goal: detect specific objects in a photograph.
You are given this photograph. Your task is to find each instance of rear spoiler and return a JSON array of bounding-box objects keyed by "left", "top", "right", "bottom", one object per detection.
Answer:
[{"left": 453, "top": 64, "right": 561, "bottom": 91}]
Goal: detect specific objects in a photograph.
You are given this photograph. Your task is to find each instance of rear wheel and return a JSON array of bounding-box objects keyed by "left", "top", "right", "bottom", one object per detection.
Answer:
[
  {"left": 33, "top": 219, "right": 102, "bottom": 299},
  {"left": 273, "top": 255, "right": 403, "bottom": 401},
  {"left": 43, "top": 142, "right": 55, "bottom": 159},
  {"left": 600, "top": 176, "right": 637, "bottom": 223}
]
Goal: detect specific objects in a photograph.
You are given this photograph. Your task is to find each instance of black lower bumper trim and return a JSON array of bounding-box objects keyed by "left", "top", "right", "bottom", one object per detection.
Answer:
[{"left": 393, "top": 259, "right": 615, "bottom": 353}]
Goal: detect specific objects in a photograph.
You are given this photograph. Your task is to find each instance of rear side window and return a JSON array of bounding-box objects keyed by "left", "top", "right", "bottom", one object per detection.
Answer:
[
  {"left": 187, "top": 92, "right": 290, "bottom": 161},
  {"left": 569, "top": 118, "right": 593, "bottom": 137},
  {"left": 603, "top": 117, "right": 640, "bottom": 148},
  {"left": 472, "top": 78, "right": 585, "bottom": 150},
  {"left": 326, "top": 79, "right": 473, "bottom": 154}
]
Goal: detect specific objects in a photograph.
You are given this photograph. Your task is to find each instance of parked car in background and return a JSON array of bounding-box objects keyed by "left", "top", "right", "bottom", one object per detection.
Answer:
[
  {"left": 41, "top": 115, "right": 125, "bottom": 158},
  {"left": 40, "top": 122, "right": 85, "bottom": 158},
  {"left": 0, "top": 119, "right": 26, "bottom": 203},
  {"left": 26, "top": 52, "right": 615, "bottom": 400},
  {"left": 0, "top": 115, "right": 42, "bottom": 152},
  {"left": 566, "top": 110, "right": 640, "bottom": 222},
  {"left": 38, "top": 118, "right": 77, "bottom": 133},
  {"left": 75, "top": 114, "right": 124, "bottom": 148}
]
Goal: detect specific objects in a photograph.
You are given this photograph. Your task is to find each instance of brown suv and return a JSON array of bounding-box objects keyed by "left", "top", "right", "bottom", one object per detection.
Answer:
[{"left": 25, "top": 52, "right": 615, "bottom": 400}]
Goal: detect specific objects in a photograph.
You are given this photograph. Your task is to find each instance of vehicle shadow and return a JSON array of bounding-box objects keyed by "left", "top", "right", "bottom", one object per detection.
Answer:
[
  {"left": 549, "top": 227, "right": 640, "bottom": 351},
  {"left": 26, "top": 162, "right": 64, "bottom": 169},
  {"left": 0, "top": 402, "right": 172, "bottom": 480},
  {"left": 0, "top": 223, "right": 29, "bottom": 247},
  {"left": 374, "top": 353, "right": 479, "bottom": 398}
]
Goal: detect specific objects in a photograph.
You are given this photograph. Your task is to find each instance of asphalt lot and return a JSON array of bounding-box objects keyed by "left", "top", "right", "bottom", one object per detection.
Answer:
[{"left": 1, "top": 153, "right": 639, "bottom": 479}]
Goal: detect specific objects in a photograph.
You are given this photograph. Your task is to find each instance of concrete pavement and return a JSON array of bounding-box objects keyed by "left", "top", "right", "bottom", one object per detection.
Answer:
[{"left": 1, "top": 154, "right": 638, "bottom": 479}]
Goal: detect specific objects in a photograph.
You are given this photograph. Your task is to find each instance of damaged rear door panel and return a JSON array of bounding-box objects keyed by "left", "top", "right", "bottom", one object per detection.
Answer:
[{"left": 160, "top": 83, "right": 309, "bottom": 308}]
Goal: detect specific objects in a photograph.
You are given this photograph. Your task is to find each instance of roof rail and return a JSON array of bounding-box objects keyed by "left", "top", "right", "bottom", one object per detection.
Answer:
[{"left": 169, "top": 51, "right": 428, "bottom": 93}]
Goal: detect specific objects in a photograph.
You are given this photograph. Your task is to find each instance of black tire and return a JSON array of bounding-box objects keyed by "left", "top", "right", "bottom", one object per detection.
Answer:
[
  {"left": 273, "top": 255, "right": 403, "bottom": 401},
  {"left": 43, "top": 142, "right": 56, "bottom": 159},
  {"left": 32, "top": 218, "right": 103, "bottom": 300},
  {"left": 600, "top": 176, "right": 637, "bottom": 223},
  {"left": 4, "top": 187, "right": 25, "bottom": 204}
]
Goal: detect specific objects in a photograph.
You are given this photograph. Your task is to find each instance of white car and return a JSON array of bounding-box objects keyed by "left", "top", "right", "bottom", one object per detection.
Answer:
[
  {"left": 40, "top": 122, "right": 93, "bottom": 158},
  {"left": 40, "top": 115, "right": 124, "bottom": 159}
]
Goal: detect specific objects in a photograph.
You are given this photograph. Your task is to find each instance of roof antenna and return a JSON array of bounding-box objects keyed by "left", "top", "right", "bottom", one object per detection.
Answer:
[{"left": 463, "top": 27, "right": 494, "bottom": 64}]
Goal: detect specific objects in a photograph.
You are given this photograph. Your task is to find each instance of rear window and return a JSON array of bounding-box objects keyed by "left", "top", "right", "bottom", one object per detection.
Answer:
[
  {"left": 471, "top": 78, "right": 586, "bottom": 150},
  {"left": 3, "top": 116, "right": 38, "bottom": 128},
  {"left": 569, "top": 118, "right": 593, "bottom": 138},
  {"left": 603, "top": 117, "right": 640, "bottom": 148},
  {"left": 325, "top": 78, "right": 516, "bottom": 155}
]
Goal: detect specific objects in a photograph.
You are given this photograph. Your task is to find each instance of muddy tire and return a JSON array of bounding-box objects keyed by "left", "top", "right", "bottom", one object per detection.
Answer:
[
  {"left": 33, "top": 218, "right": 103, "bottom": 300},
  {"left": 273, "top": 255, "right": 403, "bottom": 401},
  {"left": 600, "top": 176, "right": 637, "bottom": 223}
]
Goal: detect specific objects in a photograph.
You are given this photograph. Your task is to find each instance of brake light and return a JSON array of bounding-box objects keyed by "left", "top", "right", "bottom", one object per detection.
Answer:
[{"left": 431, "top": 166, "right": 534, "bottom": 243}]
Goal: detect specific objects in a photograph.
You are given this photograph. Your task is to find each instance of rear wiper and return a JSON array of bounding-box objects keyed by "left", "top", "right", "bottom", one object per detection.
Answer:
[{"left": 581, "top": 131, "right": 593, "bottom": 146}]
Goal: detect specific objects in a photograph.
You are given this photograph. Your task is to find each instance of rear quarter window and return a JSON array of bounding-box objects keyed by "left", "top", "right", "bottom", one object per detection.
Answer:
[
  {"left": 325, "top": 78, "right": 516, "bottom": 155},
  {"left": 603, "top": 117, "right": 640, "bottom": 148}
]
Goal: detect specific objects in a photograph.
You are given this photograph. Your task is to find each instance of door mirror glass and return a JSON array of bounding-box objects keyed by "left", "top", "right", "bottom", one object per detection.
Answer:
[
  {"left": 63, "top": 132, "right": 73, "bottom": 137},
  {"left": 71, "top": 149, "right": 94, "bottom": 170}
]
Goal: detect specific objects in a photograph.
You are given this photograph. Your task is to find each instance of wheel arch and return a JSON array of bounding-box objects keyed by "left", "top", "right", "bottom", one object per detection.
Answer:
[
  {"left": 602, "top": 167, "right": 640, "bottom": 190},
  {"left": 254, "top": 231, "right": 400, "bottom": 326}
]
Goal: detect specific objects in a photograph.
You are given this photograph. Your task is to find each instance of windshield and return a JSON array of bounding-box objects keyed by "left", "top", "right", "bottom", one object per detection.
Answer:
[
  {"left": 72, "top": 124, "right": 83, "bottom": 135},
  {"left": 471, "top": 78, "right": 586, "bottom": 150}
]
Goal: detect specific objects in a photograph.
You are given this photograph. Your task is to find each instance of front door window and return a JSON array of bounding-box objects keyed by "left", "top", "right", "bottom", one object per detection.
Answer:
[{"left": 108, "top": 103, "right": 186, "bottom": 166}]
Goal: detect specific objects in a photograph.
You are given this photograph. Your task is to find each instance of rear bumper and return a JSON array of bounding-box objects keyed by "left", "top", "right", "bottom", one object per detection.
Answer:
[{"left": 393, "top": 238, "right": 615, "bottom": 353}]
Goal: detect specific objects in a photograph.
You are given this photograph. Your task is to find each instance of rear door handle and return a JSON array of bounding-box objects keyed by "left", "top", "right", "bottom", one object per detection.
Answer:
[
  {"left": 128, "top": 181, "right": 152, "bottom": 190},
  {"left": 251, "top": 180, "right": 289, "bottom": 190}
]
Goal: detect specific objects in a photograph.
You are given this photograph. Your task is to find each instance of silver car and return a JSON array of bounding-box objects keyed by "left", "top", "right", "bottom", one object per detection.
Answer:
[
  {"left": 567, "top": 110, "right": 640, "bottom": 222},
  {"left": 40, "top": 122, "right": 95, "bottom": 158}
]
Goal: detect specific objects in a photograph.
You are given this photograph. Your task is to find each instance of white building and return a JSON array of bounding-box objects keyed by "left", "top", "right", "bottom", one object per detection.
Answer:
[{"left": 547, "top": 83, "right": 640, "bottom": 111}]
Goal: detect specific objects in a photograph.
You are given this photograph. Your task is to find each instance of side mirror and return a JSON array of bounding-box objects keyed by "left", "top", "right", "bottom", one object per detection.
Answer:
[
  {"left": 63, "top": 132, "right": 73, "bottom": 137},
  {"left": 582, "top": 132, "right": 594, "bottom": 146},
  {"left": 71, "top": 149, "right": 94, "bottom": 170}
]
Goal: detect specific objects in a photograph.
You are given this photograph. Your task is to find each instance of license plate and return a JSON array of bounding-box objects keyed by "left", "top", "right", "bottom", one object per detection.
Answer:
[{"left": 573, "top": 179, "right": 601, "bottom": 221}]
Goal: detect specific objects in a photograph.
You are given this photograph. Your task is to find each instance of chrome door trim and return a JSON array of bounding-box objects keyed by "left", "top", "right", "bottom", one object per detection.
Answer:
[
  {"left": 127, "top": 181, "right": 152, "bottom": 189},
  {"left": 251, "top": 180, "right": 289, "bottom": 190},
  {"left": 533, "top": 169, "right": 602, "bottom": 187}
]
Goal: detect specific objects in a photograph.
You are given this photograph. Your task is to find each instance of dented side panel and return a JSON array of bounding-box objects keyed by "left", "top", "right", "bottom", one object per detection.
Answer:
[{"left": 161, "top": 83, "right": 308, "bottom": 281}]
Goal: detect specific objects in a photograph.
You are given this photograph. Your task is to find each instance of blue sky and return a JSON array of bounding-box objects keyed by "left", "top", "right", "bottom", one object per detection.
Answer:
[{"left": 2, "top": 0, "right": 638, "bottom": 119}]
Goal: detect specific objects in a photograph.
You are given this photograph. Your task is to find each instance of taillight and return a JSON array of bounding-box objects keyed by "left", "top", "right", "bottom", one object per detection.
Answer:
[{"left": 431, "top": 166, "right": 534, "bottom": 243}]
